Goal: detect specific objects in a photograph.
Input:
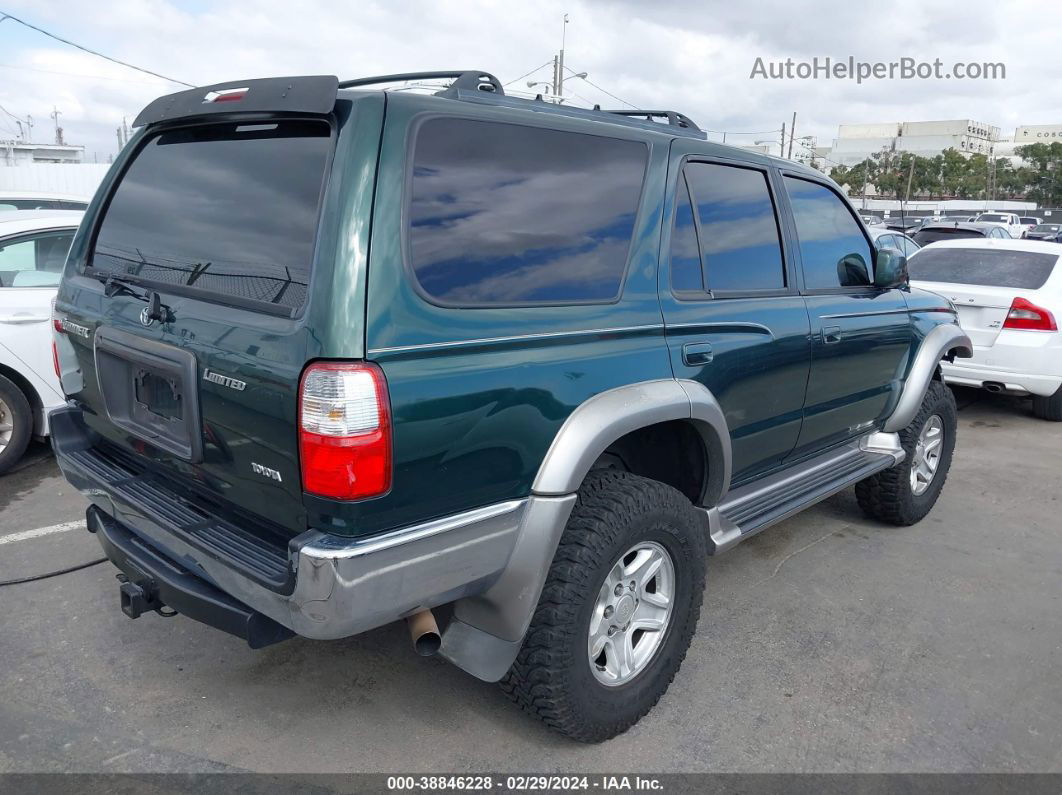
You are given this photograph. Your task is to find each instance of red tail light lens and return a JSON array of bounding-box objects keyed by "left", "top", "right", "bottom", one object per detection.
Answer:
[
  {"left": 52, "top": 341, "right": 61, "bottom": 379},
  {"left": 298, "top": 362, "right": 392, "bottom": 500},
  {"left": 1003, "top": 297, "right": 1057, "bottom": 331}
]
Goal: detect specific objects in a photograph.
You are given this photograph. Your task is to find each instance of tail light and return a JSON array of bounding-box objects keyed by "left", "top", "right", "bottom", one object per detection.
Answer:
[
  {"left": 52, "top": 341, "right": 61, "bottom": 379},
  {"left": 1003, "top": 297, "right": 1057, "bottom": 331},
  {"left": 298, "top": 362, "right": 392, "bottom": 500}
]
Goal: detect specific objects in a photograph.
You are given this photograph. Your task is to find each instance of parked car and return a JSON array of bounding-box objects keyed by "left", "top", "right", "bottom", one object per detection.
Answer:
[
  {"left": 0, "top": 210, "right": 82, "bottom": 472},
  {"left": 0, "top": 191, "right": 89, "bottom": 212},
  {"left": 913, "top": 222, "right": 1012, "bottom": 246},
  {"left": 909, "top": 238, "right": 1061, "bottom": 420},
  {"left": 49, "top": 71, "right": 971, "bottom": 742},
  {"left": 973, "top": 212, "right": 1023, "bottom": 238},
  {"left": 1025, "top": 223, "right": 1062, "bottom": 243},
  {"left": 884, "top": 217, "right": 926, "bottom": 234},
  {"left": 1018, "top": 216, "right": 1043, "bottom": 238},
  {"left": 869, "top": 226, "right": 921, "bottom": 257}
]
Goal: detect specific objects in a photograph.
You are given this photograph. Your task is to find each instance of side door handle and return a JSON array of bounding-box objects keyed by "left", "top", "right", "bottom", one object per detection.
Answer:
[
  {"left": 821, "top": 325, "right": 842, "bottom": 344},
  {"left": 682, "top": 342, "right": 714, "bottom": 366}
]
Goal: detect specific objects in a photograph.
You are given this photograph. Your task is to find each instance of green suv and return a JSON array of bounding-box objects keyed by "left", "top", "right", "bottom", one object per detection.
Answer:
[{"left": 51, "top": 71, "right": 972, "bottom": 742}]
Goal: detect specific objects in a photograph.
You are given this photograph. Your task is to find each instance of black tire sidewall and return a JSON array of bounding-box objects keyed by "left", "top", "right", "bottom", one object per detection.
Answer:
[
  {"left": 899, "top": 382, "right": 957, "bottom": 519},
  {"left": 0, "top": 375, "right": 32, "bottom": 474},
  {"left": 564, "top": 489, "right": 705, "bottom": 727}
]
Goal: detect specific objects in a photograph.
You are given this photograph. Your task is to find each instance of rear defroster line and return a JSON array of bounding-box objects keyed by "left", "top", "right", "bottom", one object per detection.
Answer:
[{"left": 0, "top": 557, "right": 107, "bottom": 587}]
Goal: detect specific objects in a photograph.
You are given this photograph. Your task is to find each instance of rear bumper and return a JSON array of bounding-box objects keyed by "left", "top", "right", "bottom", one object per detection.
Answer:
[
  {"left": 942, "top": 361, "right": 1062, "bottom": 397},
  {"left": 51, "top": 405, "right": 528, "bottom": 643}
]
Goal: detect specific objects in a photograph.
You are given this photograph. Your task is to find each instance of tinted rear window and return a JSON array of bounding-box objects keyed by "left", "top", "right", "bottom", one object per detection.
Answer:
[
  {"left": 408, "top": 118, "right": 646, "bottom": 305},
  {"left": 909, "top": 247, "right": 1058, "bottom": 289},
  {"left": 90, "top": 120, "right": 331, "bottom": 314},
  {"left": 913, "top": 229, "right": 984, "bottom": 245}
]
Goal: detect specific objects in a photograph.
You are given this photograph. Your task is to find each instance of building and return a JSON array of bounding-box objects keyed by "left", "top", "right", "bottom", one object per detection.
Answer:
[
  {"left": 1014, "top": 124, "right": 1062, "bottom": 144},
  {"left": 826, "top": 119, "right": 1000, "bottom": 167},
  {"left": 1, "top": 140, "right": 85, "bottom": 166}
]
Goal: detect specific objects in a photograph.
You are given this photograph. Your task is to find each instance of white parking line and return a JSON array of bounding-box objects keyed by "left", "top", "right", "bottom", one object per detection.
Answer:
[{"left": 0, "top": 520, "right": 86, "bottom": 546}]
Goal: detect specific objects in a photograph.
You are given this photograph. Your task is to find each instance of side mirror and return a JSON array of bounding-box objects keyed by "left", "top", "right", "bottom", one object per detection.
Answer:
[
  {"left": 837, "top": 253, "right": 871, "bottom": 286},
  {"left": 874, "top": 248, "right": 909, "bottom": 289}
]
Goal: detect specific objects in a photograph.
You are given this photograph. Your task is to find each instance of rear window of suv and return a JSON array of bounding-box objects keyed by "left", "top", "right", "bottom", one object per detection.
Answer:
[
  {"left": 909, "top": 247, "right": 1058, "bottom": 289},
  {"left": 88, "top": 120, "right": 331, "bottom": 316},
  {"left": 408, "top": 118, "right": 647, "bottom": 306}
]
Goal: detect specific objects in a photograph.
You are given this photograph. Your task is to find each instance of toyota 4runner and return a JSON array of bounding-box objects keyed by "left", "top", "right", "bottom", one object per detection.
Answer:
[{"left": 50, "top": 71, "right": 972, "bottom": 742}]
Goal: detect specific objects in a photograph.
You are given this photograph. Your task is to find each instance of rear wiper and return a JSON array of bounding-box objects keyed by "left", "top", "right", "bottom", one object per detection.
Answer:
[
  {"left": 91, "top": 271, "right": 175, "bottom": 323},
  {"left": 89, "top": 270, "right": 148, "bottom": 301}
]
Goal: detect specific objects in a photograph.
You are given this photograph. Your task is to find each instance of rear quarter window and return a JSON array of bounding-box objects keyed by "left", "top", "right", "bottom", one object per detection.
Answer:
[
  {"left": 407, "top": 118, "right": 647, "bottom": 306},
  {"left": 909, "top": 248, "right": 1058, "bottom": 289}
]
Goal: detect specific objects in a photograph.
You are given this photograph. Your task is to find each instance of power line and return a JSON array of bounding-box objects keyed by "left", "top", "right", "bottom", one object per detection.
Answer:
[
  {"left": 503, "top": 60, "right": 554, "bottom": 88},
  {"left": 0, "top": 62, "right": 171, "bottom": 85},
  {"left": 0, "top": 10, "right": 193, "bottom": 87},
  {"left": 562, "top": 65, "right": 637, "bottom": 109}
]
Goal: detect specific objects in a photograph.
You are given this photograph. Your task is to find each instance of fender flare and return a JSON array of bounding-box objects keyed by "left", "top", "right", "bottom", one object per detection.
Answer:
[
  {"left": 440, "top": 379, "right": 732, "bottom": 681},
  {"left": 883, "top": 323, "right": 972, "bottom": 433},
  {"left": 531, "top": 378, "right": 732, "bottom": 505}
]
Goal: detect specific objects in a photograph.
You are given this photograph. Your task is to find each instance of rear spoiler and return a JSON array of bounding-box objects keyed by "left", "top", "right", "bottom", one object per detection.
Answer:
[{"left": 132, "top": 75, "right": 339, "bottom": 127}]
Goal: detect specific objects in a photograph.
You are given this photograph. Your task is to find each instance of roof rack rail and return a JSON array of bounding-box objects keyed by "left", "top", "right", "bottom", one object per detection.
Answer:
[
  {"left": 337, "top": 70, "right": 504, "bottom": 97},
  {"left": 602, "top": 110, "right": 701, "bottom": 132}
]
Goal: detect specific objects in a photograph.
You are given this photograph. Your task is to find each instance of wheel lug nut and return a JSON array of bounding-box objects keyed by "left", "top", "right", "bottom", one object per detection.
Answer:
[
  {"left": 629, "top": 581, "right": 636, "bottom": 590},
  {"left": 603, "top": 606, "right": 614, "bottom": 618},
  {"left": 608, "top": 626, "right": 617, "bottom": 636},
  {"left": 614, "top": 584, "right": 624, "bottom": 596}
]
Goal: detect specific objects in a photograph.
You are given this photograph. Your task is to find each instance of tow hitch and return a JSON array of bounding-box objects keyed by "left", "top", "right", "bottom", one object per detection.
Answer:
[{"left": 116, "top": 573, "right": 173, "bottom": 619}]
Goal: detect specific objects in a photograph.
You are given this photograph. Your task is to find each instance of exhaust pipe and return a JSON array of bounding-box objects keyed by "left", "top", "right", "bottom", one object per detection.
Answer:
[
  {"left": 407, "top": 609, "right": 441, "bottom": 656},
  {"left": 983, "top": 381, "right": 1005, "bottom": 393}
]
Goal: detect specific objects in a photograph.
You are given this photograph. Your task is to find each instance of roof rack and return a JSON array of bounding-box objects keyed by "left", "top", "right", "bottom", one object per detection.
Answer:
[
  {"left": 601, "top": 110, "right": 701, "bottom": 132},
  {"left": 337, "top": 70, "right": 504, "bottom": 97}
]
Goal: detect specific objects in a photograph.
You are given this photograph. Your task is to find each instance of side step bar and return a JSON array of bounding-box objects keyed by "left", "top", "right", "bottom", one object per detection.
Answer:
[{"left": 704, "top": 432, "right": 905, "bottom": 554}]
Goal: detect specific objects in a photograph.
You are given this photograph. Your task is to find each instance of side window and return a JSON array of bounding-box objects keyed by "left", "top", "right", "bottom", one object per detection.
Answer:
[
  {"left": 875, "top": 234, "right": 896, "bottom": 250},
  {"left": 783, "top": 176, "right": 874, "bottom": 289},
  {"left": 0, "top": 231, "right": 73, "bottom": 287},
  {"left": 684, "top": 162, "right": 785, "bottom": 291},
  {"left": 669, "top": 176, "right": 703, "bottom": 292},
  {"left": 898, "top": 235, "right": 920, "bottom": 256},
  {"left": 408, "top": 118, "right": 647, "bottom": 306}
]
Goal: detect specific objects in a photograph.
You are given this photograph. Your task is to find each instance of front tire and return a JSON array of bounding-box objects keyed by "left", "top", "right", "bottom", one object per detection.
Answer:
[
  {"left": 0, "top": 375, "right": 32, "bottom": 475},
  {"left": 856, "top": 380, "right": 957, "bottom": 526},
  {"left": 501, "top": 471, "right": 707, "bottom": 742}
]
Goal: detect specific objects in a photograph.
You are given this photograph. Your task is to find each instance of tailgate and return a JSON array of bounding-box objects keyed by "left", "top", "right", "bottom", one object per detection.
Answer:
[
  {"left": 57, "top": 117, "right": 336, "bottom": 534},
  {"left": 931, "top": 285, "right": 1010, "bottom": 348}
]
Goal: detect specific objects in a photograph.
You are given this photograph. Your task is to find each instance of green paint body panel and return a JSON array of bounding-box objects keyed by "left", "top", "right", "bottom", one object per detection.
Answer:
[{"left": 55, "top": 85, "right": 962, "bottom": 541}]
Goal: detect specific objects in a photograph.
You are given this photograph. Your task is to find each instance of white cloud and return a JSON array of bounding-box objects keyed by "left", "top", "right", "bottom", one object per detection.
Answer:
[{"left": 0, "top": 0, "right": 1057, "bottom": 162}]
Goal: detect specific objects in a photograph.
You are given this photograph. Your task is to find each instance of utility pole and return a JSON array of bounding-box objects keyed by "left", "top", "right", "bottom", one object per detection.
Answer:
[
  {"left": 780, "top": 123, "right": 786, "bottom": 157},
  {"left": 557, "top": 13, "right": 568, "bottom": 99},
  {"left": 904, "top": 155, "right": 916, "bottom": 208},
  {"left": 51, "top": 106, "right": 63, "bottom": 145},
  {"left": 787, "top": 112, "right": 796, "bottom": 159}
]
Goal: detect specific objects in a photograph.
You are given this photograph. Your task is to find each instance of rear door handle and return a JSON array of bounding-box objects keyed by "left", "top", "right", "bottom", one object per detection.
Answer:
[
  {"left": 0, "top": 314, "right": 49, "bottom": 325},
  {"left": 821, "top": 325, "right": 842, "bottom": 344},
  {"left": 682, "top": 342, "right": 714, "bottom": 365}
]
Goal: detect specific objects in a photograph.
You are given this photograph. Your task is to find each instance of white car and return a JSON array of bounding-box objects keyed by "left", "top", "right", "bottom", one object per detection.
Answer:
[
  {"left": 908, "top": 238, "right": 1062, "bottom": 420},
  {"left": 868, "top": 226, "right": 921, "bottom": 258},
  {"left": 973, "top": 212, "right": 1023, "bottom": 239},
  {"left": 0, "top": 191, "right": 89, "bottom": 212},
  {"left": 1019, "top": 216, "right": 1043, "bottom": 238},
  {"left": 0, "top": 210, "right": 83, "bottom": 472}
]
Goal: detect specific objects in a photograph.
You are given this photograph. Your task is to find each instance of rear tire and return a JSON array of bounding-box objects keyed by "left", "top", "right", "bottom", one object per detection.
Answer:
[
  {"left": 0, "top": 374, "right": 33, "bottom": 475},
  {"left": 1031, "top": 385, "right": 1062, "bottom": 421},
  {"left": 856, "top": 380, "right": 957, "bottom": 526},
  {"left": 500, "top": 470, "right": 707, "bottom": 742}
]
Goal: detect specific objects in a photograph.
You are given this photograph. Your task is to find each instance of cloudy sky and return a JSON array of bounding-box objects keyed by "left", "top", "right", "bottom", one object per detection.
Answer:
[{"left": 0, "top": 0, "right": 1055, "bottom": 163}]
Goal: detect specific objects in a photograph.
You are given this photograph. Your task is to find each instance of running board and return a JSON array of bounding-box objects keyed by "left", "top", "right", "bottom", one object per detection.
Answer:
[{"left": 704, "top": 432, "right": 905, "bottom": 554}]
